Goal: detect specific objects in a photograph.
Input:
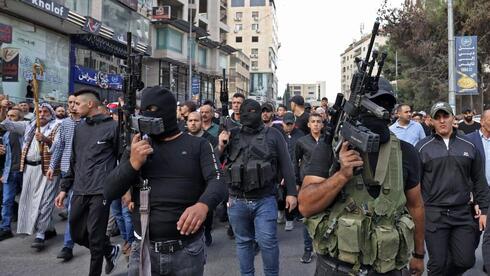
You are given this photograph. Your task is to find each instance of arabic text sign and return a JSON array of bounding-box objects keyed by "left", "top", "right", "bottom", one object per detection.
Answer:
[
  {"left": 0, "top": 23, "right": 12, "bottom": 43},
  {"left": 73, "top": 65, "right": 123, "bottom": 91},
  {"left": 192, "top": 76, "right": 200, "bottom": 96},
  {"left": 455, "top": 36, "right": 478, "bottom": 95}
]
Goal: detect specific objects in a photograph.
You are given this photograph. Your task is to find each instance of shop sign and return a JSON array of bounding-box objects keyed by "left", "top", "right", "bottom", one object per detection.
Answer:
[
  {"left": 73, "top": 65, "right": 123, "bottom": 91},
  {"left": 21, "top": 0, "right": 69, "bottom": 19},
  {"left": 0, "top": 23, "right": 12, "bottom": 43}
]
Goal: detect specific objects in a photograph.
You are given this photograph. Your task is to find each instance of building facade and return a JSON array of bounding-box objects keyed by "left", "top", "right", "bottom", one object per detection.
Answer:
[
  {"left": 287, "top": 81, "right": 326, "bottom": 106},
  {"left": 145, "top": 0, "right": 236, "bottom": 104},
  {"left": 0, "top": 0, "right": 151, "bottom": 104},
  {"left": 227, "top": 0, "right": 278, "bottom": 103},
  {"left": 340, "top": 33, "right": 388, "bottom": 100}
]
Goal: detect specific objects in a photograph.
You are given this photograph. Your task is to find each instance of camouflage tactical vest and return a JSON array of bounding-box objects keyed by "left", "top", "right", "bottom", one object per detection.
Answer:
[{"left": 304, "top": 134, "right": 414, "bottom": 273}]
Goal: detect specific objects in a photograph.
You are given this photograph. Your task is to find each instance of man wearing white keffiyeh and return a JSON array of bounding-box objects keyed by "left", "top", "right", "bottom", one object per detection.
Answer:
[{"left": 0, "top": 102, "right": 61, "bottom": 251}]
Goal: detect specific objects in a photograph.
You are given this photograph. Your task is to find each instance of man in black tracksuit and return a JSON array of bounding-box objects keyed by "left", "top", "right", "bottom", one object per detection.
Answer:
[
  {"left": 415, "top": 102, "right": 490, "bottom": 276},
  {"left": 55, "top": 89, "right": 120, "bottom": 276},
  {"left": 104, "top": 87, "right": 226, "bottom": 276}
]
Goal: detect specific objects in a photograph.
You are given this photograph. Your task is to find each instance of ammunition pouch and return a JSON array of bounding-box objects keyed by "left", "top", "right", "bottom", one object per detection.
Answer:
[{"left": 226, "top": 164, "right": 243, "bottom": 190}]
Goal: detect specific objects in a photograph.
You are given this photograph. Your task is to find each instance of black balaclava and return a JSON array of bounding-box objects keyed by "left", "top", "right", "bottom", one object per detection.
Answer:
[
  {"left": 140, "top": 86, "right": 180, "bottom": 139},
  {"left": 240, "top": 99, "right": 263, "bottom": 132}
]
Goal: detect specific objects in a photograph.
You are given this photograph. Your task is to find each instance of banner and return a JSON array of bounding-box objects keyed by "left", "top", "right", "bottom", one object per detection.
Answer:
[
  {"left": 73, "top": 65, "right": 123, "bottom": 91},
  {"left": 455, "top": 36, "right": 478, "bottom": 95},
  {"left": 0, "top": 23, "right": 12, "bottom": 43},
  {"left": 192, "top": 75, "right": 200, "bottom": 96},
  {"left": 152, "top": 6, "right": 171, "bottom": 20},
  {"left": 21, "top": 0, "right": 69, "bottom": 19},
  {"left": 83, "top": 17, "right": 102, "bottom": 35},
  {"left": 1, "top": 48, "right": 19, "bottom": 82}
]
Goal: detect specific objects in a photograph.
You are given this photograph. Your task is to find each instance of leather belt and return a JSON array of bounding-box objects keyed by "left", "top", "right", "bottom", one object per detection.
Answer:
[
  {"left": 318, "top": 255, "right": 370, "bottom": 275},
  {"left": 150, "top": 233, "right": 201, "bottom": 254},
  {"left": 26, "top": 160, "right": 42, "bottom": 166}
]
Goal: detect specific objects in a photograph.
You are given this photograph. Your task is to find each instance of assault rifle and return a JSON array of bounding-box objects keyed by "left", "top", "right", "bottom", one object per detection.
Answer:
[
  {"left": 219, "top": 69, "right": 230, "bottom": 141},
  {"left": 325, "top": 21, "right": 389, "bottom": 162},
  {"left": 119, "top": 32, "right": 145, "bottom": 156}
]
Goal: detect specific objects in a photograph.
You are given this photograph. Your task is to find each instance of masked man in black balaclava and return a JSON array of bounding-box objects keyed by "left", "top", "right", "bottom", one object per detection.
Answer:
[
  {"left": 218, "top": 99, "right": 298, "bottom": 276},
  {"left": 104, "top": 86, "right": 226, "bottom": 276},
  {"left": 299, "top": 78, "right": 425, "bottom": 276}
]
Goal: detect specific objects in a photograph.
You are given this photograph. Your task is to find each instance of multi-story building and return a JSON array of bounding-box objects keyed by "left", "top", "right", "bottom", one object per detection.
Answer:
[
  {"left": 0, "top": 0, "right": 152, "bottom": 103},
  {"left": 144, "top": 0, "right": 236, "bottom": 104},
  {"left": 340, "top": 33, "right": 388, "bottom": 100},
  {"left": 228, "top": 49, "right": 250, "bottom": 97},
  {"left": 287, "top": 81, "right": 326, "bottom": 106},
  {"left": 227, "top": 0, "right": 279, "bottom": 103}
]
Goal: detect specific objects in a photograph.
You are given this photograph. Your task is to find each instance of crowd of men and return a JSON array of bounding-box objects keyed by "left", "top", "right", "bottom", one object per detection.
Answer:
[{"left": 0, "top": 84, "right": 490, "bottom": 276}]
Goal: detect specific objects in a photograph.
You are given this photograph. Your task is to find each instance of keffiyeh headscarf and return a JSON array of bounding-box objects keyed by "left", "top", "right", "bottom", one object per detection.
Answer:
[{"left": 23, "top": 102, "right": 58, "bottom": 145}]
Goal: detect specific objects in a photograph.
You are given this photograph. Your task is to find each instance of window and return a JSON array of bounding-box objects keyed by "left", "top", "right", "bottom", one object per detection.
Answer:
[
  {"left": 252, "top": 11, "right": 259, "bottom": 20},
  {"left": 252, "top": 24, "right": 259, "bottom": 31},
  {"left": 156, "top": 27, "right": 183, "bottom": 52},
  {"left": 231, "top": 0, "right": 245, "bottom": 7},
  {"left": 236, "top": 36, "right": 243, "bottom": 43},
  {"left": 252, "top": 36, "right": 259, "bottom": 43},
  {"left": 252, "top": 61, "right": 258, "bottom": 68},
  {"left": 235, "top": 12, "right": 242, "bottom": 20},
  {"left": 235, "top": 24, "right": 242, "bottom": 32},
  {"left": 250, "top": 0, "right": 265, "bottom": 6},
  {"left": 198, "top": 47, "right": 207, "bottom": 66},
  {"left": 251, "top": 48, "right": 259, "bottom": 55}
]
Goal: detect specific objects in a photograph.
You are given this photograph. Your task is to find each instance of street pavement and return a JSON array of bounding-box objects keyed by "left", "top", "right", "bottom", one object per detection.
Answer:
[{"left": 0, "top": 209, "right": 486, "bottom": 276}]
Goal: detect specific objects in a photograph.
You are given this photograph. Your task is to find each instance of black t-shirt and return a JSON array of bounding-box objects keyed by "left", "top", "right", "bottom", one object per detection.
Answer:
[
  {"left": 305, "top": 140, "right": 420, "bottom": 197},
  {"left": 9, "top": 132, "right": 21, "bottom": 172},
  {"left": 458, "top": 121, "right": 480, "bottom": 135},
  {"left": 295, "top": 111, "right": 310, "bottom": 135}
]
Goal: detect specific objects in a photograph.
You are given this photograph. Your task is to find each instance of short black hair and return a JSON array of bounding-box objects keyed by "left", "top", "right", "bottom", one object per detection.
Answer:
[
  {"left": 396, "top": 103, "right": 411, "bottom": 113},
  {"left": 182, "top": 100, "right": 197, "bottom": 112},
  {"left": 277, "top": 104, "right": 286, "bottom": 111},
  {"left": 74, "top": 88, "right": 101, "bottom": 101},
  {"left": 232, "top": 93, "right": 245, "bottom": 100},
  {"left": 202, "top": 100, "right": 215, "bottom": 108},
  {"left": 322, "top": 97, "right": 328, "bottom": 101}
]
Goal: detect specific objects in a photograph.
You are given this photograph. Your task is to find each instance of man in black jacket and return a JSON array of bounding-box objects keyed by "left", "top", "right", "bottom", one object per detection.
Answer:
[
  {"left": 415, "top": 102, "right": 490, "bottom": 276},
  {"left": 103, "top": 87, "right": 226, "bottom": 276},
  {"left": 55, "top": 89, "right": 120, "bottom": 276}
]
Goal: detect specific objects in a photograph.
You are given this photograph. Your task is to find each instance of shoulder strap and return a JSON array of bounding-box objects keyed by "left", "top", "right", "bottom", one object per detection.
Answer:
[{"left": 139, "top": 179, "right": 152, "bottom": 276}]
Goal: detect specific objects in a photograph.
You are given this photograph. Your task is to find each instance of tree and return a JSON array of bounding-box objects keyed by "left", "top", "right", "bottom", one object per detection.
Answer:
[{"left": 380, "top": 0, "right": 490, "bottom": 112}]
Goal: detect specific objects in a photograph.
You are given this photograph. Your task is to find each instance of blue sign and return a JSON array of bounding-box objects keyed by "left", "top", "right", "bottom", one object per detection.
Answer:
[
  {"left": 192, "top": 76, "right": 200, "bottom": 95},
  {"left": 455, "top": 36, "right": 478, "bottom": 95},
  {"left": 72, "top": 65, "right": 123, "bottom": 91}
]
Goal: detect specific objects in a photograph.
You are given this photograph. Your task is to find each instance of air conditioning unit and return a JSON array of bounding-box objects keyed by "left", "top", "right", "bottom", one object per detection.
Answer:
[
  {"left": 234, "top": 29, "right": 238, "bottom": 33},
  {"left": 234, "top": 17, "right": 242, "bottom": 21},
  {"left": 250, "top": 54, "right": 258, "bottom": 58},
  {"left": 256, "top": 29, "right": 260, "bottom": 33},
  {"left": 253, "top": 16, "right": 259, "bottom": 21},
  {"left": 251, "top": 66, "right": 258, "bottom": 71}
]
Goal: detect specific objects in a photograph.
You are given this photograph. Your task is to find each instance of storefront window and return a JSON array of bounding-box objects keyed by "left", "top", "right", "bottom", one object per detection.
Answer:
[
  {"left": 156, "top": 27, "right": 183, "bottom": 53},
  {"left": 103, "top": 0, "right": 150, "bottom": 45},
  {"left": 55, "top": 0, "right": 91, "bottom": 16},
  {"left": 198, "top": 47, "right": 206, "bottom": 67}
]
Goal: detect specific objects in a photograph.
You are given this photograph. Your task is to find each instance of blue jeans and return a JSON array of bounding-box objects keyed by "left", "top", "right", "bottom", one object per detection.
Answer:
[
  {"left": 0, "top": 171, "right": 22, "bottom": 231},
  {"left": 63, "top": 190, "right": 74, "bottom": 248},
  {"left": 128, "top": 235, "right": 206, "bottom": 276},
  {"left": 110, "top": 199, "right": 134, "bottom": 243},
  {"left": 228, "top": 195, "right": 279, "bottom": 276}
]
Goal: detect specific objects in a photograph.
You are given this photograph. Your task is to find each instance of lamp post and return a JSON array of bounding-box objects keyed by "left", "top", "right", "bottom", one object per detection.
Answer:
[
  {"left": 188, "top": 4, "right": 193, "bottom": 101},
  {"left": 448, "top": 0, "right": 456, "bottom": 113}
]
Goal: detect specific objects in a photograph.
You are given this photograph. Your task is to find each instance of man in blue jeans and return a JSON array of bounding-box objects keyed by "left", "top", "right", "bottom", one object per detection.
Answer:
[
  {"left": 219, "top": 99, "right": 298, "bottom": 276},
  {"left": 0, "top": 108, "right": 23, "bottom": 241}
]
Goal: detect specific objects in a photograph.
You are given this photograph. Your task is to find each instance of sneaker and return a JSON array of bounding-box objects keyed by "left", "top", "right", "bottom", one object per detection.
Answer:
[
  {"left": 285, "top": 220, "right": 294, "bottom": 231},
  {"left": 226, "top": 225, "right": 235, "bottom": 239},
  {"left": 105, "top": 244, "right": 121, "bottom": 274},
  {"left": 300, "top": 250, "right": 313, "bottom": 263},
  {"left": 204, "top": 230, "right": 213, "bottom": 247},
  {"left": 45, "top": 229, "right": 57, "bottom": 240},
  {"left": 31, "top": 238, "right": 45, "bottom": 251},
  {"left": 277, "top": 210, "right": 285, "bottom": 224},
  {"left": 57, "top": 247, "right": 73, "bottom": 261},
  {"left": 0, "top": 229, "right": 13, "bottom": 241}
]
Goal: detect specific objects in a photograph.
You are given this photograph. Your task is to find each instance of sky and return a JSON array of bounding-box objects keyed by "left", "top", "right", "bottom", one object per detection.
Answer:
[{"left": 275, "top": 0, "right": 405, "bottom": 101}]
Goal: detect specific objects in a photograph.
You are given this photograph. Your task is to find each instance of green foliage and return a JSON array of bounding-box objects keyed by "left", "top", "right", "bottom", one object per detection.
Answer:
[{"left": 380, "top": 0, "right": 490, "bottom": 112}]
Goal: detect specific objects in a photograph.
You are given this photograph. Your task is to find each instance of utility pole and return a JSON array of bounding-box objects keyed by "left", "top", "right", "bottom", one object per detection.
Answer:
[
  {"left": 188, "top": 3, "right": 194, "bottom": 101},
  {"left": 448, "top": 0, "right": 456, "bottom": 113}
]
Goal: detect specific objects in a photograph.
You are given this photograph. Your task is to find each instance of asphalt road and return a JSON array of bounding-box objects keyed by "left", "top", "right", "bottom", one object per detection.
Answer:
[{"left": 0, "top": 210, "right": 486, "bottom": 276}]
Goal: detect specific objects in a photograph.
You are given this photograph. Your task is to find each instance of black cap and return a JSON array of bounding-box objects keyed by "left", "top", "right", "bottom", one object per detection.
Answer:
[
  {"left": 261, "top": 102, "right": 274, "bottom": 112},
  {"left": 283, "top": 112, "right": 295, "bottom": 124},
  {"left": 305, "top": 102, "right": 312, "bottom": 109},
  {"left": 289, "top": 95, "right": 304, "bottom": 106},
  {"left": 463, "top": 108, "right": 472, "bottom": 113}
]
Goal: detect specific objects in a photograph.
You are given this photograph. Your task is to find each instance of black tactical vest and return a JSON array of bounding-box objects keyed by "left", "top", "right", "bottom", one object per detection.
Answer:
[{"left": 224, "top": 127, "right": 276, "bottom": 192}]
